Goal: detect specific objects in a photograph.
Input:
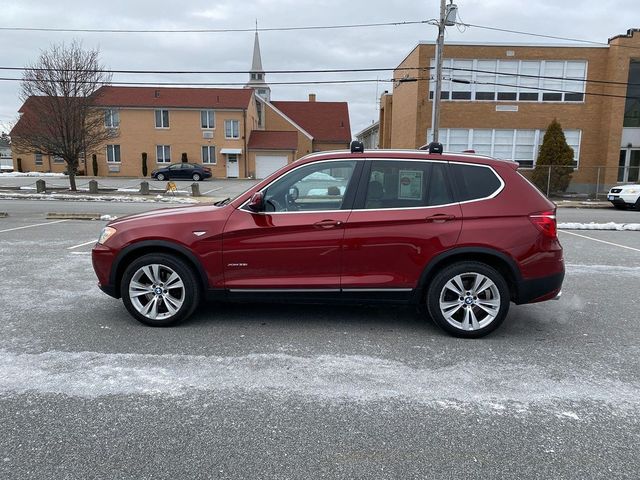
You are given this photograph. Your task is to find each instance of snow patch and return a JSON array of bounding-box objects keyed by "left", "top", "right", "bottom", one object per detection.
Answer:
[
  {"left": 0, "top": 171, "right": 67, "bottom": 177},
  {"left": 0, "top": 192, "right": 198, "bottom": 204},
  {"left": 0, "top": 350, "right": 638, "bottom": 411},
  {"left": 100, "top": 215, "right": 118, "bottom": 221},
  {"left": 566, "top": 264, "right": 640, "bottom": 278},
  {"left": 559, "top": 222, "right": 640, "bottom": 231}
]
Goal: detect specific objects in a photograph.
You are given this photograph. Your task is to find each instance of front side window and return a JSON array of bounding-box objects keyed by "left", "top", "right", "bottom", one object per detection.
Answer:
[
  {"left": 262, "top": 161, "right": 356, "bottom": 212},
  {"left": 201, "top": 110, "right": 215, "bottom": 129},
  {"left": 106, "top": 144, "right": 121, "bottom": 163},
  {"left": 225, "top": 120, "right": 240, "bottom": 139},
  {"left": 155, "top": 109, "right": 170, "bottom": 128},
  {"left": 104, "top": 109, "right": 120, "bottom": 128},
  {"left": 364, "top": 160, "right": 453, "bottom": 209},
  {"left": 202, "top": 146, "right": 216, "bottom": 164},
  {"left": 156, "top": 145, "right": 171, "bottom": 163}
]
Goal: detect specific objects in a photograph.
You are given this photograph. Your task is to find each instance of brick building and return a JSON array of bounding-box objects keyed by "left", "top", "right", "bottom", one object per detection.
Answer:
[
  {"left": 11, "top": 33, "right": 351, "bottom": 179},
  {"left": 379, "top": 28, "right": 640, "bottom": 192}
]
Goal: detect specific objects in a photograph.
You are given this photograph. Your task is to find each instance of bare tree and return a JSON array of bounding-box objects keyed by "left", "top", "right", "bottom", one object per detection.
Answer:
[{"left": 11, "top": 41, "right": 116, "bottom": 191}]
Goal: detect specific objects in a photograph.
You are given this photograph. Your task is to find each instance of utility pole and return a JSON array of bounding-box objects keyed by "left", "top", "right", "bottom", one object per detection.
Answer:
[{"left": 430, "top": 1, "right": 457, "bottom": 144}]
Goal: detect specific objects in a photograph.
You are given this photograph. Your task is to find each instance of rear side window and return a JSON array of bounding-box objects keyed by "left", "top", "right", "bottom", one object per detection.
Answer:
[
  {"left": 364, "top": 160, "right": 453, "bottom": 209},
  {"left": 451, "top": 164, "right": 502, "bottom": 202}
]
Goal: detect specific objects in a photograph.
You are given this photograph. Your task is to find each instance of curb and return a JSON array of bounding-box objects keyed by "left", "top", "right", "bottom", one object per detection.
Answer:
[{"left": 47, "top": 212, "right": 104, "bottom": 220}]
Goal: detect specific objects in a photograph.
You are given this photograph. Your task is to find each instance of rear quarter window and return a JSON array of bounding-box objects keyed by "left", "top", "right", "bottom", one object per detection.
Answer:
[{"left": 451, "top": 164, "right": 502, "bottom": 202}]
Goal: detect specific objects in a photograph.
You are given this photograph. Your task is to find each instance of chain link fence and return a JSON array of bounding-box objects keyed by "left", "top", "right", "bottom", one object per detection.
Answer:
[{"left": 520, "top": 165, "right": 640, "bottom": 199}]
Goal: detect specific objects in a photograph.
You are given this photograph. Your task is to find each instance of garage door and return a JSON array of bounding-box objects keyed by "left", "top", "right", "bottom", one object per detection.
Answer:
[{"left": 255, "top": 155, "right": 289, "bottom": 179}]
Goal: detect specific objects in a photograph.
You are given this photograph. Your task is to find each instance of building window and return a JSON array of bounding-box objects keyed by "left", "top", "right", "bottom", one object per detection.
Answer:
[
  {"left": 201, "top": 110, "right": 215, "bottom": 129},
  {"left": 624, "top": 60, "right": 640, "bottom": 127},
  {"left": 106, "top": 145, "right": 121, "bottom": 163},
  {"left": 429, "top": 59, "right": 587, "bottom": 104},
  {"left": 155, "top": 109, "right": 170, "bottom": 128},
  {"left": 225, "top": 120, "right": 240, "bottom": 139},
  {"left": 202, "top": 145, "right": 216, "bottom": 164},
  {"left": 104, "top": 109, "right": 120, "bottom": 128},
  {"left": 35, "top": 152, "right": 43, "bottom": 166},
  {"left": 156, "top": 145, "right": 171, "bottom": 163},
  {"left": 429, "top": 128, "right": 581, "bottom": 168},
  {"left": 53, "top": 156, "right": 65, "bottom": 164}
]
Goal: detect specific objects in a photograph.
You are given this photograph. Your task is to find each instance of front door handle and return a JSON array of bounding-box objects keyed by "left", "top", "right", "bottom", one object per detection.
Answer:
[
  {"left": 425, "top": 214, "right": 456, "bottom": 223},
  {"left": 314, "top": 219, "right": 343, "bottom": 229}
]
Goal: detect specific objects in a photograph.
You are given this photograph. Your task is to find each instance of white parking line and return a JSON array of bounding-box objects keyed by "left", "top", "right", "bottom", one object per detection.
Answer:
[
  {"left": 0, "top": 219, "right": 68, "bottom": 234},
  {"left": 202, "top": 186, "right": 224, "bottom": 195},
  {"left": 560, "top": 230, "right": 640, "bottom": 253},
  {"left": 67, "top": 239, "right": 97, "bottom": 250}
]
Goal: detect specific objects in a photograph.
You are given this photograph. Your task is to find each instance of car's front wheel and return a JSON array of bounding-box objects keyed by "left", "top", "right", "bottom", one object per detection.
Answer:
[
  {"left": 156, "top": 173, "right": 166, "bottom": 181},
  {"left": 120, "top": 253, "right": 201, "bottom": 327},
  {"left": 426, "top": 261, "right": 510, "bottom": 338},
  {"left": 192, "top": 173, "right": 201, "bottom": 181}
]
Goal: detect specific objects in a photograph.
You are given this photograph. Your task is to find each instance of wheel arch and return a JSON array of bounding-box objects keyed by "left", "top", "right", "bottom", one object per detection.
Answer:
[
  {"left": 414, "top": 247, "right": 522, "bottom": 303},
  {"left": 110, "top": 240, "right": 209, "bottom": 298}
]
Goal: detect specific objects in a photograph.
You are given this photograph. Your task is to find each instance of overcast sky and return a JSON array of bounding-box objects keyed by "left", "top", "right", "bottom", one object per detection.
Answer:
[{"left": 0, "top": 0, "right": 638, "bottom": 136}]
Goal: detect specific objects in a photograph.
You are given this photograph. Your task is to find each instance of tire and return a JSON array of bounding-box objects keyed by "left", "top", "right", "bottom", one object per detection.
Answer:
[
  {"left": 426, "top": 261, "right": 510, "bottom": 338},
  {"left": 120, "top": 253, "right": 201, "bottom": 327},
  {"left": 192, "top": 173, "right": 201, "bottom": 181},
  {"left": 634, "top": 198, "right": 640, "bottom": 211},
  {"left": 156, "top": 173, "right": 166, "bottom": 181}
]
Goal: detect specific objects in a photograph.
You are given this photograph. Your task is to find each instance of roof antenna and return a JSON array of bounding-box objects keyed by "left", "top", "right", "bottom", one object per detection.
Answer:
[{"left": 255, "top": 19, "right": 258, "bottom": 32}]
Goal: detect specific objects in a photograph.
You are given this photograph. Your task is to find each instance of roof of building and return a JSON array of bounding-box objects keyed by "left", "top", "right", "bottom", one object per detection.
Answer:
[
  {"left": 94, "top": 86, "right": 254, "bottom": 109},
  {"left": 248, "top": 130, "right": 298, "bottom": 150},
  {"left": 355, "top": 121, "right": 380, "bottom": 138},
  {"left": 271, "top": 100, "right": 351, "bottom": 143}
]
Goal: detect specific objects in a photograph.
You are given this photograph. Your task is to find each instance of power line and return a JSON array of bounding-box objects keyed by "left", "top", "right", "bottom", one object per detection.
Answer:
[
  {"left": 2, "top": 64, "right": 638, "bottom": 88},
  {"left": 458, "top": 22, "right": 640, "bottom": 52},
  {"left": 0, "top": 19, "right": 432, "bottom": 34},
  {"left": 0, "top": 77, "right": 392, "bottom": 86}
]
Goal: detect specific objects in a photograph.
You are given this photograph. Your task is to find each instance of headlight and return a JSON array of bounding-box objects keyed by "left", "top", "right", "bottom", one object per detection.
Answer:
[{"left": 98, "top": 227, "right": 117, "bottom": 245}]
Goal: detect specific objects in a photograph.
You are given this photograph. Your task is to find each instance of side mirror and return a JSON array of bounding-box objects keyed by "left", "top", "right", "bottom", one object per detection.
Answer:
[{"left": 247, "top": 191, "right": 265, "bottom": 212}]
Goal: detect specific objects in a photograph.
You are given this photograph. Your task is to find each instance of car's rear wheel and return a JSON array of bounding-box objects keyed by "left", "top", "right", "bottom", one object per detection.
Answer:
[
  {"left": 426, "top": 261, "right": 510, "bottom": 338},
  {"left": 192, "top": 173, "right": 201, "bottom": 181},
  {"left": 156, "top": 173, "right": 166, "bottom": 181},
  {"left": 634, "top": 198, "right": 640, "bottom": 211},
  {"left": 120, "top": 254, "right": 200, "bottom": 327}
]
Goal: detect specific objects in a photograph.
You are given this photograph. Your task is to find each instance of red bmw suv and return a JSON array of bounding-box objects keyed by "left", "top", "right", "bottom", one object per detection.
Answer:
[{"left": 92, "top": 143, "right": 564, "bottom": 338}]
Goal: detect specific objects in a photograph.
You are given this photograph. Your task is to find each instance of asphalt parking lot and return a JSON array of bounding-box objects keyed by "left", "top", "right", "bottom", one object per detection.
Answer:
[{"left": 1, "top": 199, "right": 639, "bottom": 479}]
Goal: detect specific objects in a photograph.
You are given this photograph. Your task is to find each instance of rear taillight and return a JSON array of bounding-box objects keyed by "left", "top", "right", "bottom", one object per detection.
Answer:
[
  {"left": 204, "top": 168, "right": 212, "bottom": 173},
  {"left": 529, "top": 210, "right": 557, "bottom": 238}
]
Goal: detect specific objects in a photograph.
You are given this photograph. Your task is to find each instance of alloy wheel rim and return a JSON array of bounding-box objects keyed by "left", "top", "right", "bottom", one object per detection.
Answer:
[
  {"left": 129, "top": 264, "right": 185, "bottom": 320},
  {"left": 438, "top": 272, "right": 500, "bottom": 331}
]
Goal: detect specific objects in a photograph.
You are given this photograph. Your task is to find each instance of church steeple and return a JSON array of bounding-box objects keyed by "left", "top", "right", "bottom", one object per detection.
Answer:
[{"left": 246, "top": 25, "right": 271, "bottom": 102}]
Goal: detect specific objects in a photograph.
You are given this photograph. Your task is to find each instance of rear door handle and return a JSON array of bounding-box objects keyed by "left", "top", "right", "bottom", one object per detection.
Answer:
[
  {"left": 425, "top": 214, "right": 456, "bottom": 223},
  {"left": 313, "top": 219, "right": 343, "bottom": 229}
]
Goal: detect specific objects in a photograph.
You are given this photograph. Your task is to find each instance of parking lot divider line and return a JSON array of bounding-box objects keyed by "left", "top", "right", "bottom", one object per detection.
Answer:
[
  {"left": 0, "top": 219, "right": 68, "bottom": 234},
  {"left": 67, "top": 239, "right": 98, "bottom": 250},
  {"left": 560, "top": 230, "right": 640, "bottom": 253},
  {"left": 202, "top": 186, "right": 224, "bottom": 195}
]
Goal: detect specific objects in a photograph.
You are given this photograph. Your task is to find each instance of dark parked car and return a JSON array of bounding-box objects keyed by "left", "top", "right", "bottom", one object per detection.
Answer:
[
  {"left": 93, "top": 142, "right": 564, "bottom": 338},
  {"left": 151, "top": 163, "right": 212, "bottom": 181}
]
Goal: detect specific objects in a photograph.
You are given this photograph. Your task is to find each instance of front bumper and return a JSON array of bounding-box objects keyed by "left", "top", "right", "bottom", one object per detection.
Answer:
[
  {"left": 515, "top": 270, "right": 565, "bottom": 305},
  {"left": 92, "top": 243, "right": 120, "bottom": 298}
]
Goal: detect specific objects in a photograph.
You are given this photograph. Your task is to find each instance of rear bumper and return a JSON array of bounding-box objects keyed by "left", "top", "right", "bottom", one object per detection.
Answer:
[{"left": 515, "top": 270, "right": 565, "bottom": 305}]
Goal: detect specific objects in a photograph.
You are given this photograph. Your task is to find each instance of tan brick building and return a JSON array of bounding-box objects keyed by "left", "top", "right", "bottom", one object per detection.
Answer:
[
  {"left": 11, "top": 33, "right": 351, "bottom": 180},
  {"left": 380, "top": 28, "right": 640, "bottom": 192}
]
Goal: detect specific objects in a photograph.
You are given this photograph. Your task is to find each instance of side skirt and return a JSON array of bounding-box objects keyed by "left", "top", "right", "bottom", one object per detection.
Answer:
[{"left": 206, "top": 288, "right": 415, "bottom": 305}]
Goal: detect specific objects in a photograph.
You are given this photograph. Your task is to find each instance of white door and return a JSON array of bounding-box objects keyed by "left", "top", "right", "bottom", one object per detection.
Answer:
[
  {"left": 255, "top": 155, "right": 288, "bottom": 179},
  {"left": 226, "top": 154, "right": 240, "bottom": 178}
]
